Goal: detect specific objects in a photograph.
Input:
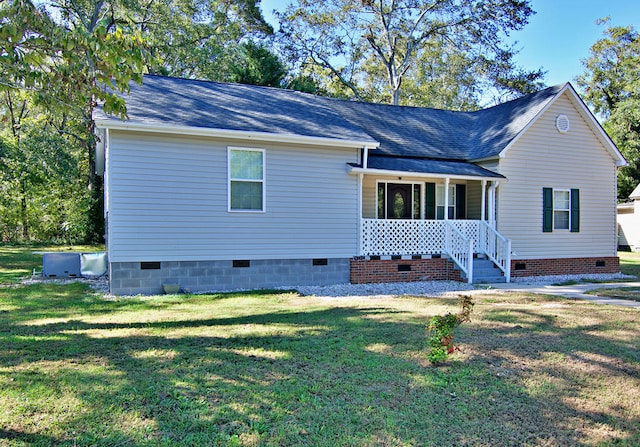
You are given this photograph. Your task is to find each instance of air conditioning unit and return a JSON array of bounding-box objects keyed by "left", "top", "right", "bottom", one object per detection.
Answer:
[{"left": 42, "top": 253, "right": 81, "bottom": 278}]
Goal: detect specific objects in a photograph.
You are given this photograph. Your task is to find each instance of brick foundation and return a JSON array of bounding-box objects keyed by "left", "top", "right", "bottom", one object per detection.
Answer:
[
  {"left": 511, "top": 257, "right": 620, "bottom": 277},
  {"left": 350, "top": 257, "right": 463, "bottom": 284}
]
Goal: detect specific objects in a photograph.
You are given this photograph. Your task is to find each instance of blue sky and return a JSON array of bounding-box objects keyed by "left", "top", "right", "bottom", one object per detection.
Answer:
[{"left": 260, "top": 0, "right": 640, "bottom": 87}]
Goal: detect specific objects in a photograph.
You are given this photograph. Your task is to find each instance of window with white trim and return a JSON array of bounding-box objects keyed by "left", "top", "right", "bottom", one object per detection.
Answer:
[
  {"left": 553, "top": 189, "right": 570, "bottom": 230},
  {"left": 436, "top": 184, "right": 456, "bottom": 220},
  {"left": 228, "top": 147, "right": 265, "bottom": 212}
]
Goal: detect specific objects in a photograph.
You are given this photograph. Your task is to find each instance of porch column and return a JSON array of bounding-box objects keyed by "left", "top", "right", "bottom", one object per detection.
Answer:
[
  {"left": 488, "top": 180, "right": 499, "bottom": 227},
  {"left": 357, "top": 173, "right": 363, "bottom": 255},
  {"left": 481, "top": 179, "right": 487, "bottom": 221},
  {"left": 444, "top": 177, "right": 450, "bottom": 220}
]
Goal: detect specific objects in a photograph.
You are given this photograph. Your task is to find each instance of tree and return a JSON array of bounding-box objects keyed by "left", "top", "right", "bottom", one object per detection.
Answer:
[
  {"left": 1, "top": 0, "right": 146, "bottom": 241},
  {"left": 136, "top": 0, "right": 274, "bottom": 80},
  {"left": 577, "top": 20, "right": 640, "bottom": 199},
  {"left": 277, "top": 0, "right": 544, "bottom": 106},
  {"left": 230, "top": 41, "right": 287, "bottom": 87}
]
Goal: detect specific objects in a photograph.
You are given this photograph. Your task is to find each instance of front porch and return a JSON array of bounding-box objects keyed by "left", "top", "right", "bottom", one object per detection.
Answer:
[
  {"left": 349, "top": 154, "right": 512, "bottom": 284},
  {"left": 357, "top": 219, "right": 511, "bottom": 283}
]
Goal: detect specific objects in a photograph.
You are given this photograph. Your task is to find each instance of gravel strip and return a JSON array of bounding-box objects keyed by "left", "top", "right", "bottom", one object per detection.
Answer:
[
  {"left": 284, "top": 280, "right": 476, "bottom": 298},
  {"left": 509, "top": 272, "right": 633, "bottom": 285},
  {"left": 16, "top": 272, "right": 633, "bottom": 298}
]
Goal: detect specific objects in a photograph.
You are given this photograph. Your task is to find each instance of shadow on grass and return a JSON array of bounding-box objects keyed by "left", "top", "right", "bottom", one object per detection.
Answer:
[{"left": 1, "top": 286, "right": 639, "bottom": 446}]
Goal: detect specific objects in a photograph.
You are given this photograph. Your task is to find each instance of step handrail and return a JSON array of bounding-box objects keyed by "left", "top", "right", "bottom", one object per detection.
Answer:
[
  {"left": 444, "top": 221, "right": 474, "bottom": 284},
  {"left": 479, "top": 221, "right": 511, "bottom": 282}
]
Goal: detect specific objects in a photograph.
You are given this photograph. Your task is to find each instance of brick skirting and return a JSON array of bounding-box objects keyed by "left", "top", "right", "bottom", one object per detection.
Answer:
[
  {"left": 510, "top": 257, "right": 620, "bottom": 277},
  {"left": 350, "top": 257, "right": 463, "bottom": 284}
]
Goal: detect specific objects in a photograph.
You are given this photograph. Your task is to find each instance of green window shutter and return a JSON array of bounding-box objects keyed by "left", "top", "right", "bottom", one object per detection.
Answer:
[
  {"left": 455, "top": 184, "right": 466, "bottom": 219},
  {"left": 543, "top": 187, "right": 553, "bottom": 232},
  {"left": 425, "top": 182, "right": 435, "bottom": 219},
  {"left": 570, "top": 188, "right": 580, "bottom": 232}
]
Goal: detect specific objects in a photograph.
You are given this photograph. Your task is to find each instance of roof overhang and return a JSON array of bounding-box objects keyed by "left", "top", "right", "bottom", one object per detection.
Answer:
[
  {"left": 95, "top": 119, "right": 380, "bottom": 150},
  {"left": 347, "top": 156, "right": 505, "bottom": 181}
]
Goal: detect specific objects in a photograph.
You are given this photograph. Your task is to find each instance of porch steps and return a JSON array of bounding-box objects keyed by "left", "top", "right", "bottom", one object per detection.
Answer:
[{"left": 457, "top": 255, "right": 506, "bottom": 284}]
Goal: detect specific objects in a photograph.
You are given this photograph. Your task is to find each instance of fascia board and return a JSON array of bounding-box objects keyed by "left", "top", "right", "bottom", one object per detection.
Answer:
[
  {"left": 348, "top": 166, "right": 505, "bottom": 182},
  {"left": 94, "top": 119, "right": 380, "bottom": 149}
]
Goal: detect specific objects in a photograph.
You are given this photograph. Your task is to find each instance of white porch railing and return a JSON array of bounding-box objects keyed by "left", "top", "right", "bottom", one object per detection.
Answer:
[
  {"left": 360, "top": 219, "right": 479, "bottom": 256},
  {"left": 444, "top": 221, "right": 474, "bottom": 283},
  {"left": 478, "top": 221, "right": 512, "bottom": 282},
  {"left": 360, "top": 218, "right": 512, "bottom": 283}
]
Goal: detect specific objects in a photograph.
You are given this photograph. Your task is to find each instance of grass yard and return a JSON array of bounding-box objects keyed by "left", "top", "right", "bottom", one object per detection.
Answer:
[
  {"left": 0, "top": 283, "right": 639, "bottom": 446},
  {"left": 619, "top": 250, "right": 640, "bottom": 278},
  {"left": 587, "top": 287, "right": 640, "bottom": 302}
]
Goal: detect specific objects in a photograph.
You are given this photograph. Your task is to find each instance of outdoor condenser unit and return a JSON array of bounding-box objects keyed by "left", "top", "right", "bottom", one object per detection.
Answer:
[{"left": 42, "top": 253, "right": 81, "bottom": 278}]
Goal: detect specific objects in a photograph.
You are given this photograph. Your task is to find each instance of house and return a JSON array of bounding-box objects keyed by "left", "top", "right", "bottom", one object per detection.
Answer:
[
  {"left": 618, "top": 184, "right": 640, "bottom": 251},
  {"left": 94, "top": 75, "right": 627, "bottom": 295}
]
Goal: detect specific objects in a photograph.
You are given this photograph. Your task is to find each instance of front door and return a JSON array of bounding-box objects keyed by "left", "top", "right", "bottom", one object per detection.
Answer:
[{"left": 387, "top": 184, "right": 413, "bottom": 219}]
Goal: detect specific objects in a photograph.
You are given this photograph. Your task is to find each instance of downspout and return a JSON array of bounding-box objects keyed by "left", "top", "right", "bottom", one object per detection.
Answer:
[{"left": 363, "top": 145, "right": 369, "bottom": 169}]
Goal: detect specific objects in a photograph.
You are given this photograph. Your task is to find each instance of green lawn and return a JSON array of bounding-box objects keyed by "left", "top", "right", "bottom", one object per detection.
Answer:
[
  {"left": 619, "top": 250, "right": 640, "bottom": 278},
  {"left": 1, "top": 284, "right": 638, "bottom": 446}
]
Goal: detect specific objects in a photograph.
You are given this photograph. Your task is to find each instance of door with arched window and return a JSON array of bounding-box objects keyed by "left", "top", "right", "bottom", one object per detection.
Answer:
[{"left": 387, "top": 184, "right": 413, "bottom": 219}]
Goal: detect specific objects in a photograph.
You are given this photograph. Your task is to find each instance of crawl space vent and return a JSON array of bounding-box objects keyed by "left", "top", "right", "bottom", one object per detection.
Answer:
[{"left": 555, "top": 114, "right": 570, "bottom": 133}]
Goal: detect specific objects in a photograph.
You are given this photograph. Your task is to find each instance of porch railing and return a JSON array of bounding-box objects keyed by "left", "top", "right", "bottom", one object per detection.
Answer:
[
  {"left": 360, "top": 219, "right": 479, "bottom": 256},
  {"left": 360, "top": 219, "right": 512, "bottom": 283},
  {"left": 444, "top": 221, "right": 474, "bottom": 283},
  {"left": 478, "top": 221, "right": 512, "bottom": 282}
]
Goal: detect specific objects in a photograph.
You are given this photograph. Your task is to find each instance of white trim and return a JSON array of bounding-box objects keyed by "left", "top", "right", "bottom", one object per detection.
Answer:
[
  {"left": 227, "top": 147, "right": 266, "bottom": 213},
  {"left": 552, "top": 188, "right": 571, "bottom": 231},
  {"left": 348, "top": 166, "right": 503, "bottom": 182},
  {"left": 95, "top": 119, "right": 379, "bottom": 150},
  {"left": 358, "top": 173, "right": 364, "bottom": 255},
  {"left": 473, "top": 83, "right": 627, "bottom": 167}
]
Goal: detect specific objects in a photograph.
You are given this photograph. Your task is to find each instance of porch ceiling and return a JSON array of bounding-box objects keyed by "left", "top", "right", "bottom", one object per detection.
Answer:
[{"left": 348, "top": 155, "right": 505, "bottom": 180}]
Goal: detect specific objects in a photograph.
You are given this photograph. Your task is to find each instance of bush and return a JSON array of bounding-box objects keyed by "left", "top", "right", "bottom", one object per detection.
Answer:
[{"left": 427, "top": 295, "right": 474, "bottom": 364}]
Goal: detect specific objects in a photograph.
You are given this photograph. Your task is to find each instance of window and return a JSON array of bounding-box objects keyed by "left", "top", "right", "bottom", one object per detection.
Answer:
[
  {"left": 228, "top": 148, "right": 264, "bottom": 212},
  {"left": 436, "top": 184, "right": 456, "bottom": 220},
  {"left": 543, "top": 188, "right": 579, "bottom": 232},
  {"left": 553, "top": 190, "right": 570, "bottom": 230}
]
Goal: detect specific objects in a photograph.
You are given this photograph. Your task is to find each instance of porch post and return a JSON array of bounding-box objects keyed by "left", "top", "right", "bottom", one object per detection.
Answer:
[
  {"left": 488, "top": 180, "right": 499, "bottom": 228},
  {"left": 444, "top": 177, "right": 450, "bottom": 220},
  {"left": 357, "top": 173, "right": 363, "bottom": 255},
  {"left": 481, "top": 179, "right": 487, "bottom": 221}
]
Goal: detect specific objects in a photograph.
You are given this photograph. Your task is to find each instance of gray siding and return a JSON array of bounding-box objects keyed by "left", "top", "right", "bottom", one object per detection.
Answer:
[
  {"left": 106, "top": 131, "right": 360, "bottom": 262},
  {"left": 496, "top": 93, "right": 619, "bottom": 259}
]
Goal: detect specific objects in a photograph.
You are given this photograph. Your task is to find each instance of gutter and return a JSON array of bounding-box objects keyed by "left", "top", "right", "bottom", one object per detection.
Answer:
[
  {"left": 95, "top": 119, "right": 380, "bottom": 150},
  {"left": 347, "top": 166, "right": 505, "bottom": 182}
]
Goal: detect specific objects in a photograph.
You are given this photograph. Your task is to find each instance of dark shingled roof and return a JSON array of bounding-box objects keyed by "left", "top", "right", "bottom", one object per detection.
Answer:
[
  {"left": 353, "top": 155, "right": 504, "bottom": 178},
  {"left": 94, "top": 75, "right": 376, "bottom": 144},
  {"left": 97, "top": 75, "right": 567, "bottom": 172},
  {"left": 326, "top": 84, "right": 563, "bottom": 161}
]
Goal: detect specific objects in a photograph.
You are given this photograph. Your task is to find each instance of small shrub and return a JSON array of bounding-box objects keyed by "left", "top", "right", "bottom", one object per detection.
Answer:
[{"left": 427, "top": 295, "right": 474, "bottom": 364}]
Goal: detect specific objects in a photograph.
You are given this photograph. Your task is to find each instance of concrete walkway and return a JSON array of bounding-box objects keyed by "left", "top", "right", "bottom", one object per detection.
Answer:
[{"left": 474, "top": 281, "right": 640, "bottom": 308}]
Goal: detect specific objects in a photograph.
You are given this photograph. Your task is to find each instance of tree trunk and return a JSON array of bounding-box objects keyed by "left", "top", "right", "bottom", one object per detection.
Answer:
[{"left": 20, "top": 179, "right": 29, "bottom": 240}]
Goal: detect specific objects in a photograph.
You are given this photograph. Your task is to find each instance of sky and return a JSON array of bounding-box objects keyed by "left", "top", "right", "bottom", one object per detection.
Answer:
[{"left": 260, "top": 0, "right": 640, "bottom": 87}]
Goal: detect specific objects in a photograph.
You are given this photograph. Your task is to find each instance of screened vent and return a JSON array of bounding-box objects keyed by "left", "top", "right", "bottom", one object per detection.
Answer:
[{"left": 555, "top": 114, "right": 570, "bottom": 133}]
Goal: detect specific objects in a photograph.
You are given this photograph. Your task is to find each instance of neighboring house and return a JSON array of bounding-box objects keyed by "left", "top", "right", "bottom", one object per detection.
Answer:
[
  {"left": 618, "top": 184, "right": 640, "bottom": 251},
  {"left": 94, "top": 76, "right": 627, "bottom": 295}
]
